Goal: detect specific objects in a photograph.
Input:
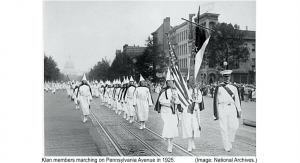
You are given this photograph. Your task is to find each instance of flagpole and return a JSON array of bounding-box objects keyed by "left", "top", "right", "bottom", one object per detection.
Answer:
[{"left": 181, "top": 18, "right": 215, "bottom": 32}]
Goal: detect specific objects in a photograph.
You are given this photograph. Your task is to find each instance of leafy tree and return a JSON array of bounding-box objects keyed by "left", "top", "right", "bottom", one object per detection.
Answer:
[
  {"left": 44, "top": 54, "right": 65, "bottom": 82},
  {"left": 109, "top": 51, "right": 133, "bottom": 80},
  {"left": 88, "top": 58, "right": 110, "bottom": 81},
  {"left": 204, "top": 23, "right": 250, "bottom": 70},
  {"left": 135, "top": 36, "right": 165, "bottom": 82}
]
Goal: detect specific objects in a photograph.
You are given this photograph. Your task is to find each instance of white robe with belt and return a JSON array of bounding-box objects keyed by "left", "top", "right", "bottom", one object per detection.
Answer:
[
  {"left": 77, "top": 84, "right": 92, "bottom": 116},
  {"left": 125, "top": 86, "right": 136, "bottom": 116},
  {"left": 181, "top": 88, "right": 202, "bottom": 139},
  {"left": 133, "top": 87, "right": 153, "bottom": 122},
  {"left": 159, "top": 88, "right": 180, "bottom": 138}
]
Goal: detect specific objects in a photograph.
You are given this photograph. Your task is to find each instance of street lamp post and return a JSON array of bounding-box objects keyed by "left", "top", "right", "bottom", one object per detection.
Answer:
[
  {"left": 223, "top": 61, "right": 228, "bottom": 70},
  {"left": 132, "top": 58, "right": 137, "bottom": 80}
]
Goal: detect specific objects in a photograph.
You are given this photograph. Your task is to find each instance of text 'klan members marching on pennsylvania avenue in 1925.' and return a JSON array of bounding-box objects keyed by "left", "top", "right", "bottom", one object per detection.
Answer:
[{"left": 43, "top": 6, "right": 257, "bottom": 155}]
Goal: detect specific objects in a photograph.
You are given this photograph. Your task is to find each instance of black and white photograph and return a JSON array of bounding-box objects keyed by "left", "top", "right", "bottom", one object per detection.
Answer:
[
  {"left": 3, "top": 0, "right": 300, "bottom": 162},
  {"left": 43, "top": 1, "right": 256, "bottom": 157}
]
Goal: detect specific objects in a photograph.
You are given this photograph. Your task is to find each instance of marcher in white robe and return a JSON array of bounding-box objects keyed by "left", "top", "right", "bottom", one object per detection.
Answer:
[
  {"left": 76, "top": 74, "right": 92, "bottom": 122},
  {"left": 213, "top": 70, "right": 242, "bottom": 152},
  {"left": 103, "top": 84, "right": 109, "bottom": 106},
  {"left": 73, "top": 84, "right": 80, "bottom": 109},
  {"left": 67, "top": 82, "right": 71, "bottom": 97},
  {"left": 181, "top": 83, "right": 205, "bottom": 152},
  {"left": 117, "top": 82, "right": 126, "bottom": 115},
  {"left": 107, "top": 85, "right": 113, "bottom": 108},
  {"left": 94, "top": 81, "right": 100, "bottom": 98},
  {"left": 44, "top": 82, "right": 48, "bottom": 92},
  {"left": 121, "top": 78, "right": 130, "bottom": 119},
  {"left": 112, "top": 84, "right": 117, "bottom": 111},
  {"left": 71, "top": 82, "right": 76, "bottom": 101},
  {"left": 155, "top": 84, "right": 161, "bottom": 93},
  {"left": 154, "top": 70, "right": 180, "bottom": 153},
  {"left": 92, "top": 83, "right": 96, "bottom": 98},
  {"left": 133, "top": 75, "right": 153, "bottom": 129},
  {"left": 52, "top": 82, "right": 56, "bottom": 94},
  {"left": 125, "top": 76, "right": 136, "bottom": 123},
  {"left": 114, "top": 81, "right": 121, "bottom": 113},
  {"left": 100, "top": 85, "right": 104, "bottom": 104}
]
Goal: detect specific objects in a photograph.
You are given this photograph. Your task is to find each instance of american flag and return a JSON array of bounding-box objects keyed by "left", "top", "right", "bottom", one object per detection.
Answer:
[{"left": 167, "top": 40, "right": 192, "bottom": 107}]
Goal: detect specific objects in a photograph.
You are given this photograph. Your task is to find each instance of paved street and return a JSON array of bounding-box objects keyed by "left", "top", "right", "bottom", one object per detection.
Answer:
[
  {"left": 44, "top": 90, "right": 99, "bottom": 156},
  {"left": 44, "top": 89, "right": 256, "bottom": 156}
]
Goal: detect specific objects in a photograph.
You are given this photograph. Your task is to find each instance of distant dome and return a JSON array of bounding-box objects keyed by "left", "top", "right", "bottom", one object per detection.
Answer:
[
  {"left": 64, "top": 60, "right": 75, "bottom": 70},
  {"left": 63, "top": 55, "right": 76, "bottom": 75}
]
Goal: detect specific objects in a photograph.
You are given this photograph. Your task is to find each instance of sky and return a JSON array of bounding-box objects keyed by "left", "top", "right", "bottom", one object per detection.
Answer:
[{"left": 43, "top": 1, "right": 256, "bottom": 73}]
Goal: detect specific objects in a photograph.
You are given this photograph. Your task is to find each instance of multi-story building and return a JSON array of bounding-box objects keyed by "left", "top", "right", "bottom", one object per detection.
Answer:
[
  {"left": 151, "top": 17, "right": 171, "bottom": 56},
  {"left": 122, "top": 44, "right": 146, "bottom": 59},
  {"left": 169, "top": 21, "right": 189, "bottom": 77},
  {"left": 151, "top": 17, "right": 171, "bottom": 81},
  {"left": 167, "top": 13, "right": 255, "bottom": 84}
]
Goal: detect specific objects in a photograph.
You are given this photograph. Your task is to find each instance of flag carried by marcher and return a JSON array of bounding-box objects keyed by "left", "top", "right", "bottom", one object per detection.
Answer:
[
  {"left": 167, "top": 39, "right": 192, "bottom": 107},
  {"left": 194, "top": 6, "right": 211, "bottom": 80}
]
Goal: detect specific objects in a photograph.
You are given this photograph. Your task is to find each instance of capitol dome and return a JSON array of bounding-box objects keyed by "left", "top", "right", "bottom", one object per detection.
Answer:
[{"left": 63, "top": 55, "right": 76, "bottom": 75}]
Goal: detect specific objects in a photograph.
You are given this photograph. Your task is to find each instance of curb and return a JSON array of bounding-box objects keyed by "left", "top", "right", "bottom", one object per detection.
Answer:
[{"left": 243, "top": 119, "right": 256, "bottom": 127}]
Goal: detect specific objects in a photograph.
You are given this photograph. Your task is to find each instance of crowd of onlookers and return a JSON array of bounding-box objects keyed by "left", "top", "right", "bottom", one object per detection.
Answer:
[
  {"left": 198, "top": 83, "right": 256, "bottom": 102},
  {"left": 150, "top": 81, "right": 256, "bottom": 102}
]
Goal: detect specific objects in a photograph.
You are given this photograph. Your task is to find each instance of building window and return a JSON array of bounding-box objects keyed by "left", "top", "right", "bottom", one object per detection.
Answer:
[
  {"left": 252, "top": 58, "right": 255, "bottom": 68},
  {"left": 180, "top": 32, "right": 181, "bottom": 42},
  {"left": 179, "top": 59, "right": 181, "bottom": 68},
  {"left": 186, "top": 30, "right": 188, "bottom": 40},
  {"left": 186, "top": 43, "right": 188, "bottom": 54},
  {"left": 241, "top": 75, "right": 247, "bottom": 84},
  {"left": 233, "top": 75, "right": 240, "bottom": 83},
  {"left": 180, "top": 45, "right": 182, "bottom": 56},
  {"left": 252, "top": 44, "right": 255, "bottom": 52},
  {"left": 185, "top": 58, "right": 187, "bottom": 68}
]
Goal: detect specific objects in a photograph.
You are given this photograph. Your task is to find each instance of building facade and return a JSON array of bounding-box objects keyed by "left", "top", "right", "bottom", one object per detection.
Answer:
[
  {"left": 122, "top": 44, "right": 146, "bottom": 59},
  {"left": 166, "top": 13, "right": 255, "bottom": 85},
  {"left": 151, "top": 17, "right": 171, "bottom": 56},
  {"left": 168, "top": 21, "right": 190, "bottom": 78},
  {"left": 151, "top": 17, "right": 171, "bottom": 81}
]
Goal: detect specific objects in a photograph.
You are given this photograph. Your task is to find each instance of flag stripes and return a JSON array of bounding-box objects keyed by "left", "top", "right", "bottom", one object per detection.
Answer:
[{"left": 167, "top": 41, "right": 192, "bottom": 107}]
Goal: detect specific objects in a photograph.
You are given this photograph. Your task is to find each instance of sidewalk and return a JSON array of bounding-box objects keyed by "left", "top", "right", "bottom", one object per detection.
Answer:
[{"left": 44, "top": 91, "right": 99, "bottom": 156}]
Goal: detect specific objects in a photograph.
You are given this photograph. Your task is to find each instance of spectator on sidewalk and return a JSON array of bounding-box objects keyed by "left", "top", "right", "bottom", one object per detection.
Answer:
[
  {"left": 252, "top": 88, "right": 256, "bottom": 102},
  {"left": 240, "top": 84, "right": 245, "bottom": 101},
  {"left": 244, "top": 85, "right": 249, "bottom": 102}
]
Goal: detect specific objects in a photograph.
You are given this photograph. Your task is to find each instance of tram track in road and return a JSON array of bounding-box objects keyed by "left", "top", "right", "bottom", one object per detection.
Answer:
[
  {"left": 89, "top": 98, "right": 255, "bottom": 156},
  {"left": 132, "top": 121, "right": 196, "bottom": 156},
  {"left": 90, "top": 109, "right": 163, "bottom": 156},
  {"left": 89, "top": 99, "right": 197, "bottom": 156},
  {"left": 90, "top": 110, "right": 125, "bottom": 156}
]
